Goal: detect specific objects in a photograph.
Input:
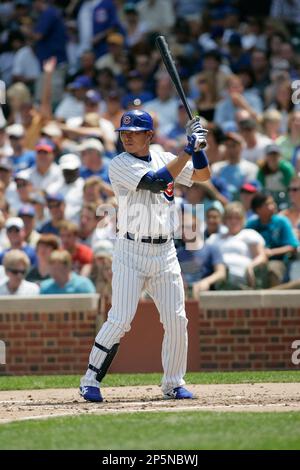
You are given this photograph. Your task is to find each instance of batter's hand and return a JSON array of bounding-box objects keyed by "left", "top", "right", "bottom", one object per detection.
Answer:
[
  {"left": 184, "top": 132, "right": 207, "bottom": 154},
  {"left": 186, "top": 116, "right": 208, "bottom": 138}
]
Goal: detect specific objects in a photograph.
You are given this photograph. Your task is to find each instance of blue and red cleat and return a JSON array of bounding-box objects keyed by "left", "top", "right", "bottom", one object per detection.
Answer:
[{"left": 80, "top": 386, "right": 103, "bottom": 402}]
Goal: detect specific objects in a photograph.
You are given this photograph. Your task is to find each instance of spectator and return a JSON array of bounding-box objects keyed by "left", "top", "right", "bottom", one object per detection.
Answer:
[
  {"left": 54, "top": 75, "right": 92, "bottom": 121},
  {"left": 208, "top": 202, "right": 267, "bottom": 289},
  {"left": 214, "top": 74, "right": 263, "bottom": 130},
  {"left": 239, "top": 182, "right": 259, "bottom": 220},
  {"left": 276, "top": 110, "right": 300, "bottom": 168},
  {"left": 177, "top": 213, "right": 226, "bottom": 298},
  {"left": 26, "top": 233, "right": 60, "bottom": 284},
  {"left": 211, "top": 131, "right": 258, "bottom": 200},
  {"left": 122, "top": 2, "right": 147, "bottom": 48},
  {"left": 236, "top": 114, "right": 272, "bottom": 164},
  {"left": 95, "top": 32, "right": 126, "bottom": 76},
  {"left": 246, "top": 193, "right": 299, "bottom": 286},
  {"left": 6, "top": 171, "right": 33, "bottom": 215},
  {"left": 28, "top": 191, "right": 48, "bottom": 231},
  {"left": 40, "top": 250, "right": 96, "bottom": 294},
  {"left": 0, "top": 249, "right": 39, "bottom": 295},
  {"left": 137, "top": 0, "right": 175, "bottom": 34},
  {"left": 91, "top": 0, "right": 121, "bottom": 59},
  {"left": 79, "top": 202, "right": 103, "bottom": 247},
  {"left": 144, "top": 75, "right": 179, "bottom": 136},
  {"left": 39, "top": 193, "right": 65, "bottom": 235},
  {"left": 267, "top": 78, "right": 296, "bottom": 134},
  {"left": 23, "top": 138, "right": 63, "bottom": 192},
  {"left": 30, "top": 0, "right": 67, "bottom": 66},
  {"left": 260, "top": 109, "right": 282, "bottom": 141},
  {"left": 6, "top": 124, "right": 35, "bottom": 172},
  {"left": 0, "top": 217, "right": 37, "bottom": 266},
  {"left": 226, "top": 32, "right": 251, "bottom": 74},
  {"left": 51, "top": 153, "right": 84, "bottom": 223},
  {"left": 194, "top": 71, "right": 220, "bottom": 123},
  {"left": 59, "top": 220, "right": 93, "bottom": 276},
  {"left": 0, "top": 126, "right": 13, "bottom": 159},
  {"left": 204, "top": 204, "right": 226, "bottom": 240},
  {"left": 281, "top": 175, "right": 300, "bottom": 240},
  {"left": 89, "top": 239, "right": 113, "bottom": 312},
  {"left": 121, "top": 70, "right": 154, "bottom": 110},
  {"left": 79, "top": 139, "right": 110, "bottom": 183},
  {"left": 11, "top": 30, "right": 40, "bottom": 91},
  {"left": 205, "top": 124, "right": 227, "bottom": 165},
  {"left": 250, "top": 48, "right": 271, "bottom": 100},
  {"left": 18, "top": 204, "right": 40, "bottom": 248},
  {"left": 83, "top": 176, "right": 111, "bottom": 205},
  {"left": 257, "top": 143, "right": 295, "bottom": 198}
]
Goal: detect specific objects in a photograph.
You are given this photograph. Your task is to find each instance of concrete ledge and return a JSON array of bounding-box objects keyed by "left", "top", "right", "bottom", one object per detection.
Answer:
[
  {"left": 199, "top": 290, "right": 300, "bottom": 310},
  {"left": 0, "top": 294, "right": 100, "bottom": 313}
]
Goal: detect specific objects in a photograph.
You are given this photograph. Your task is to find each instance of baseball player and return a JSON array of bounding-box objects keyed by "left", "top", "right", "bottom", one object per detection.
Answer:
[{"left": 80, "top": 109, "right": 210, "bottom": 402}]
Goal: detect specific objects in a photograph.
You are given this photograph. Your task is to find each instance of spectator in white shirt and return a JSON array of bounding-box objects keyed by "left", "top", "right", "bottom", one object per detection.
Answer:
[
  {"left": 237, "top": 115, "right": 272, "bottom": 164},
  {"left": 23, "top": 138, "right": 63, "bottom": 193},
  {"left": 0, "top": 249, "right": 39, "bottom": 296}
]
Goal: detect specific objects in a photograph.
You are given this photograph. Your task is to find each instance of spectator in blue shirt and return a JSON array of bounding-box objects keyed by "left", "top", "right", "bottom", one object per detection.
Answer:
[
  {"left": 6, "top": 124, "right": 35, "bottom": 172},
  {"left": 92, "top": 0, "right": 121, "bottom": 59},
  {"left": 0, "top": 217, "right": 37, "bottom": 266},
  {"left": 40, "top": 250, "right": 96, "bottom": 294},
  {"left": 32, "top": 0, "right": 67, "bottom": 65},
  {"left": 79, "top": 139, "right": 110, "bottom": 183},
  {"left": 39, "top": 192, "right": 66, "bottom": 236},
  {"left": 246, "top": 193, "right": 299, "bottom": 286}
]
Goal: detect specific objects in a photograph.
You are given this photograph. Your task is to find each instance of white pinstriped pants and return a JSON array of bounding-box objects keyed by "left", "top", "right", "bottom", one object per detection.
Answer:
[{"left": 82, "top": 237, "right": 188, "bottom": 394}]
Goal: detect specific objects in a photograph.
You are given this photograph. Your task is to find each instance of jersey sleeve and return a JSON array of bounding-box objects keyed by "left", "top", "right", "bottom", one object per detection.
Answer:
[
  {"left": 109, "top": 155, "right": 150, "bottom": 191},
  {"left": 175, "top": 161, "right": 194, "bottom": 187}
]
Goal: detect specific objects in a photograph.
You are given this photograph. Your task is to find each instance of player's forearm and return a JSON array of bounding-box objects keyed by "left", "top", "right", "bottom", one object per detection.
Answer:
[{"left": 165, "top": 152, "right": 191, "bottom": 180}]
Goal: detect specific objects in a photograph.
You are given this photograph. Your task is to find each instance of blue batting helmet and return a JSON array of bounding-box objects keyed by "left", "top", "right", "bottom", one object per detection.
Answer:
[{"left": 116, "top": 110, "right": 154, "bottom": 132}]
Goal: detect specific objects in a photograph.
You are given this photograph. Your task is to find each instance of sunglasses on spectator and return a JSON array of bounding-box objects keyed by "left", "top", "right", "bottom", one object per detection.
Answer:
[
  {"left": 288, "top": 187, "right": 300, "bottom": 192},
  {"left": 48, "top": 202, "right": 61, "bottom": 209},
  {"left": 16, "top": 181, "right": 28, "bottom": 188},
  {"left": 7, "top": 268, "right": 26, "bottom": 275},
  {"left": 7, "top": 227, "right": 21, "bottom": 233}
]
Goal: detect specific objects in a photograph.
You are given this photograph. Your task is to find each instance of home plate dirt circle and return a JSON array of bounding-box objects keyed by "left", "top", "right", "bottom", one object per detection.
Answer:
[{"left": 1, "top": 383, "right": 300, "bottom": 423}]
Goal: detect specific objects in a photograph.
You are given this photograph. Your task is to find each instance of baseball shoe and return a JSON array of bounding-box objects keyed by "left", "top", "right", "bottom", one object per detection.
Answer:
[
  {"left": 164, "top": 386, "right": 194, "bottom": 400},
  {"left": 80, "top": 385, "right": 103, "bottom": 402}
]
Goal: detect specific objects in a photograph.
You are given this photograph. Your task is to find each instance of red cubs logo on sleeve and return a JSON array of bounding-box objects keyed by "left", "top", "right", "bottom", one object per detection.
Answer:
[{"left": 164, "top": 182, "right": 174, "bottom": 201}]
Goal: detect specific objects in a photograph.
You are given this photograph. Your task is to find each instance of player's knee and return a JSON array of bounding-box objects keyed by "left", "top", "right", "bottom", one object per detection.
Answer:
[{"left": 106, "top": 316, "right": 132, "bottom": 335}]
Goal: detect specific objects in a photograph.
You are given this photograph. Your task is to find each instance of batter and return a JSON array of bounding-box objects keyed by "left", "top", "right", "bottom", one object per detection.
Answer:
[{"left": 80, "top": 109, "right": 210, "bottom": 401}]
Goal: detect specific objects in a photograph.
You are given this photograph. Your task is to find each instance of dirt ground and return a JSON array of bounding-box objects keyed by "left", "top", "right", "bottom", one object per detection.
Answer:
[{"left": 0, "top": 383, "right": 300, "bottom": 424}]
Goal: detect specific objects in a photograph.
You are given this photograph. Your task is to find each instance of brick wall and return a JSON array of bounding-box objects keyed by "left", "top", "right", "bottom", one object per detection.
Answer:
[
  {"left": 0, "top": 295, "right": 100, "bottom": 375},
  {"left": 0, "top": 292, "right": 300, "bottom": 375}
]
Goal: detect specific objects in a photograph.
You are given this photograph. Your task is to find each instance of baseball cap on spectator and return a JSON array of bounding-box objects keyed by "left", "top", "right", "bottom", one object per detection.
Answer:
[
  {"left": 107, "top": 32, "right": 124, "bottom": 46},
  {"left": 84, "top": 89, "right": 101, "bottom": 104},
  {"left": 35, "top": 138, "right": 55, "bottom": 152},
  {"left": 29, "top": 191, "right": 46, "bottom": 205},
  {"left": 228, "top": 32, "right": 242, "bottom": 47},
  {"left": 93, "top": 240, "right": 114, "bottom": 259},
  {"left": 5, "top": 217, "right": 24, "bottom": 230},
  {"left": 18, "top": 204, "right": 35, "bottom": 217},
  {"left": 6, "top": 123, "right": 24, "bottom": 138},
  {"left": 224, "top": 131, "right": 244, "bottom": 145},
  {"left": 265, "top": 143, "right": 281, "bottom": 155},
  {"left": 0, "top": 159, "right": 13, "bottom": 171},
  {"left": 78, "top": 138, "right": 104, "bottom": 153},
  {"left": 68, "top": 75, "right": 93, "bottom": 90},
  {"left": 41, "top": 121, "right": 63, "bottom": 138},
  {"left": 124, "top": 2, "right": 137, "bottom": 13},
  {"left": 45, "top": 192, "right": 64, "bottom": 203},
  {"left": 59, "top": 153, "right": 81, "bottom": 170},
  {"left": 241, "top": 182, "right": 259, "bottom": 193},
  {"left": 128, "top": 70, "right": 143, "bottom": 80},
  {"left": 14, "top": 171, "right": 31, "bottom": 185}
]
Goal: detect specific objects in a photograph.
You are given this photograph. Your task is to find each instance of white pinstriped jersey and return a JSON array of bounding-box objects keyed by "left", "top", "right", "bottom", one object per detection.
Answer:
[{"left": 109, "top": 149, "right": 194, "bottom": 238}]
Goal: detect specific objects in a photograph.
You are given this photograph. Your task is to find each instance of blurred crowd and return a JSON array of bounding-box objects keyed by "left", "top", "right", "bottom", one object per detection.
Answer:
[{"left": 1, "top": 0, "right": 300, "bottom": 299}]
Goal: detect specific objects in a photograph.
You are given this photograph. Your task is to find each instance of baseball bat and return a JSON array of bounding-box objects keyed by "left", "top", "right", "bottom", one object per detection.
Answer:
[
  {"left": 155, "top": 35, "right": 206, "bottom": 149},
  {"left": 155, "top": 35, "right": 193, "bottom": 120}
]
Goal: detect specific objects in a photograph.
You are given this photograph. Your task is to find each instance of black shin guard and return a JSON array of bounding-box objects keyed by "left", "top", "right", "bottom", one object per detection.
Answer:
[{"left": 88, "top": 343, "right": 120, "bottom": 383}]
